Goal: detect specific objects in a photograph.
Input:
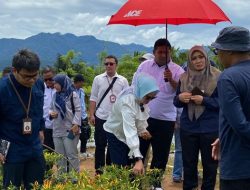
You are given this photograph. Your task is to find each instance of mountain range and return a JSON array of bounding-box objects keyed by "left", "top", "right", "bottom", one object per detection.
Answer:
[{"left": 0, "top": 32, "right": 152, "bottom": 70}]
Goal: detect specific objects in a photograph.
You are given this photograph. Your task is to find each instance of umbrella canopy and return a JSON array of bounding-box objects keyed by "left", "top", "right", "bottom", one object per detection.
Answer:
[{"left": 108, "top": 0, "right": 231, "bottom": 26}]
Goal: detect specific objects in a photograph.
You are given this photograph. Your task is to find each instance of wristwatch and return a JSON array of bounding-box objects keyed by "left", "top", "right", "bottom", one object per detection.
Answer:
[{"left": 134, "top": 157, "right": 142, "bottom": 162}]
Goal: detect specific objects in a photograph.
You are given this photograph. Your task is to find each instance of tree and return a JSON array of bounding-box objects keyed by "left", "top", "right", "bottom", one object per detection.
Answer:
[
  {"left": 171, "top": 47, "right": 188, "bottom": 66},
  {"left": 117, "top": 54, "right": 141, "bottom": 84}
]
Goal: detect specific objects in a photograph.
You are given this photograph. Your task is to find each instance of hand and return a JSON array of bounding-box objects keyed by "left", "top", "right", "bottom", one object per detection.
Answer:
[
  {"left": 71, "top": 124, "right": 80, "bottom": 135},
  {"left": 140, "top": 131, "right": 152, "bottom": 140},
  {"left": 211, "top": 138, "right": 220, "bottom": 160},
  {"left": 190, "top": 95, "right": 203, "bottom": 105},
  {"left": 39, "top": 131, "right": 44, "bottom": 144},
  {"left": 50, "top": 111, "right": 58, "bottom": 119},
  {"left": 179, "top": 92, "right": 192, "bottom": 103},
  {"left": 174, "top": 123, "right": 179, "bottom": 129},
  {"left": 89, "top": 115, "right": 95, "bottom": 126},
  {"left": 132, "top": 159, "right": 144, "bottom": 175},
  {"left": 0, "top": 153, "right": 6, "bottom": 164},
  {"left": 164, "top": 69, "right": 172, "bottom": 82}
]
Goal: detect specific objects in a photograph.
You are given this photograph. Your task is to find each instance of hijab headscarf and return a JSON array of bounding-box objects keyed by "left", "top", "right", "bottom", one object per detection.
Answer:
[
  {"left": 53, "top": 74, "right": 75, "bottom": 119},
  {"left": 180, "top": 45, "right": 221, "bottom": 121},
  {"left": 118, "top": 72, "right": 159, "bottom": 100}
]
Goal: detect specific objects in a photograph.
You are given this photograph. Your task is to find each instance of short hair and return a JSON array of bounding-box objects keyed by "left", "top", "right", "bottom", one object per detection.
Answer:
[
  {"left": 41, "top": 65, "right": 55, "bottom": 75},
  {"left": 2, "top": 66, "right": 12, "bottom": 76},
  {"left": 153, "top": 38, "right": 171, "bottom": 52},
  {"left": 74, "top": 74, "right": 84, "bottom": 83},
  {"left": 12, "top": 49, "right": 40, "bottom": 72},
  {"left": 105, "top": 55, "right": 118, "bottom": 64}
]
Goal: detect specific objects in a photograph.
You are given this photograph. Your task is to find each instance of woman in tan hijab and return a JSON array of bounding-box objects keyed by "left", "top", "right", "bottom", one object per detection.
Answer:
[{"left": 174, "top": 45, "right": 221, "bottom": 190}]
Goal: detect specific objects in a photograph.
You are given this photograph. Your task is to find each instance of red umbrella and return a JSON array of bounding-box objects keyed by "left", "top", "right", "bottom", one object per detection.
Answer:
[{"left": 108, "top": 0, "right": 231, "bottom": 37}]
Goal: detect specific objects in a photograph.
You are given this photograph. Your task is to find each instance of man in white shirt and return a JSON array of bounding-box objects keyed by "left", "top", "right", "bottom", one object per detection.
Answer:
[
  {"left": 89, "top": 55, "right": 129, "bottom": 175},
  {"left": 42, "top": 66, "right": 56, "bottom": 151}
]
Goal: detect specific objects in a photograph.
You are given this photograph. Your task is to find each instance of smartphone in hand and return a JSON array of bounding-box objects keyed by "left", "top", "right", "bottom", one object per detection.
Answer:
[{"left": 67, "top": 130, "right": 75, "bottom": 140}]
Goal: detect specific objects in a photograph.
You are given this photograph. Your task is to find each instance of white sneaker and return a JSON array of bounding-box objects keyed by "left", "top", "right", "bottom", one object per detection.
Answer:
[
  {"left": 80, "top": 152, "right": 87, "bottom": 159},
  {"left": 86, "top": 152, "right": 94, "bottom": 158},
  {"left": 151, "top": 186, "right": 163, "bottom": 190}
]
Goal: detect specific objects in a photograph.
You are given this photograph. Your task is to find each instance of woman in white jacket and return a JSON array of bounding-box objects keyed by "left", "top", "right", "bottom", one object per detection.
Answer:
[{"left": 104, "top": 73, "right": 159, "bottom": 175}]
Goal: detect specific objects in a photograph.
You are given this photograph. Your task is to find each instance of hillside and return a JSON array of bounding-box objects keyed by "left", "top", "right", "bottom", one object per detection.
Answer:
[{"left": 0, "top": 33, "right": 152, "bottom": 70}]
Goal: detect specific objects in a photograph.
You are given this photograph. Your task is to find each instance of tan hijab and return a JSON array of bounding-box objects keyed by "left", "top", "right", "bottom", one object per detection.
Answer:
[{"left": 180, "top": 46, "right": 221, "bottom": 121}]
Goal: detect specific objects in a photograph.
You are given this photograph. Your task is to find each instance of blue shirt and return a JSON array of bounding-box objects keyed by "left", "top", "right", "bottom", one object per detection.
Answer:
[
  {"left": 75, "top": 88, "right": 87, "bottom": 120},
  {"left": 174, "top": 81, "right": 219, "bottom": 133},
  {"left": 0, "top": 74, "right": 44, "bottom": 163},
  {"left": 217, "top": 60, "right": 250, "bottom": 180}
]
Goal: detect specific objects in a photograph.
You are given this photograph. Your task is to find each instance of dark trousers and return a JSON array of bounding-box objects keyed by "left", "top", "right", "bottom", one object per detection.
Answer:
[
  {"left": 3, "top": 155, "right": 45, "bottom": 190},
  {"left": 44, "top": 128, "right": 54, "bottom": 151},
  {"left": 140, "top": 118, "right": 174, "bottom": 186},
  {"left": 220, "top": 178, "right": 250, "bottom": 190},
  {"left": 94, "top": 116, "right": 111, "bottom": 172},
  {"left": 79, "top": 132, "right": 87, "bottom": 153},
  {"left": 180, "top": 130, "right": 218, "bottom": 190},
  {"left": 106, "top": 132, "right": 131, "bottom": 167},
  {"left": 80, "top": 118, "right": 89, "bottom": 153}
]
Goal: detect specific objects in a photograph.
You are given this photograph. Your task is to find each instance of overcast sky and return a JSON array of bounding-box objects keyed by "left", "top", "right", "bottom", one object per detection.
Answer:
[{"left": 0, "top": 0, "right": 249, "bottom": 49}]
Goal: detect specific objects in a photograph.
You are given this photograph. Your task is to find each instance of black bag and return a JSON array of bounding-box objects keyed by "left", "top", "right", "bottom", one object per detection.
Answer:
[
  {"left": 81, "top": 119, "right": 91, "bottom": 140},
  {"left": 70, "top": 94, "right": 91, "bottom": 140}
]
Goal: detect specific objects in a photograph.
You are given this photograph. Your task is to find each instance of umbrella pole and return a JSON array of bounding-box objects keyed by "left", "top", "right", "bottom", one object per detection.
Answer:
[
  {"left": 164, "top": 20, "right": 169, "bottom": 82},
  {"left": 166, "top": 21, "right": 168, "bottom": 40}
]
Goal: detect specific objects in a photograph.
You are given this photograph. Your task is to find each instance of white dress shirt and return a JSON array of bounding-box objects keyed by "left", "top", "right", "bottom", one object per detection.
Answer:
[
  {"left": 43, "top": 83, "right": 56, "bottom": 129},
  {"left": 90, "top": 72, "right": 129, "bottom": 120}
]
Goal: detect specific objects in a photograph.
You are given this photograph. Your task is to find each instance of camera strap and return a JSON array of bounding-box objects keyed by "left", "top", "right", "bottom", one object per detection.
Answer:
[
  {"left": 95, "top": 76, "right": 117, "bottom": 112},
  {"left": 70, "top": 93, "right": 75, "bottom": 115}
]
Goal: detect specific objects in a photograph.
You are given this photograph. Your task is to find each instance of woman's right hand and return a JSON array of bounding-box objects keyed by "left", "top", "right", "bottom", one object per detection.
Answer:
[
  {"left": 50, "top": 111, "right": 58, "bottom": 119},
  {"left": 133, "top": 160, "right": 144, "bottom": 175},
  {"left": 179, "top": 92, "right": 192, "bottom": 103},
  {"left": 140, "top": 130, "right": 152, "bottom": 140}
]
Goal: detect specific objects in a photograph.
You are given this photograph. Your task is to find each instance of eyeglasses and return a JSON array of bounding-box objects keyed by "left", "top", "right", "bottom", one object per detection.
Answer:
[
  {"left": 145, "top": 95, "right": 156, "bottom": 100},
  {"left": 44, "top": 77, "right": 53, "bottom": 82},
  {"left": 17, "top": 71, "right": 38, "bottom": 81},
  {"left": 213, "top": 49, "right": 219, "bottom": 55},
  {"left": 104, "top": 62, "right": 115, "bottom": 66}
]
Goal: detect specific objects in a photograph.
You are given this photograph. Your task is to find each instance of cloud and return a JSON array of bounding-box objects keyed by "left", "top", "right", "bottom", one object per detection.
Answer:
[{"left": 0, "top": 0, "right": 249, "bottom": 50}]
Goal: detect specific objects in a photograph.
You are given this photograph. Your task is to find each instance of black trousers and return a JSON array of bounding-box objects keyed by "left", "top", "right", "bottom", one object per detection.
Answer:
[
  {"left": 140, "top": 118, "right": 175, "bottom": 186},
  {"left": 79, "top": 133, "right": 88, "bottom": 153},
  {"left": 3, "top": 155, "right": 45, "bottom": 190},
  {"left": 180, "top": 130, "right": 218, "bottom": 190},
  {"left": 220, "top": 178, "right": 250, "bottom": 190},
  {"left": 43, "top": 128, "right": 54, "bottom": 151},
  {"left": 106, "top": 132, "right": 131, "bottom": 167},
  {"left": 79, "top": 118, "right": 89, "bottom": 153},
  {"left": 94, "top": 116, "right": 111, "bottom": 172}
]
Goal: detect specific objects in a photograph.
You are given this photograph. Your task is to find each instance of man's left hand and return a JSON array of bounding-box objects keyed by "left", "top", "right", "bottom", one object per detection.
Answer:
[
  {"left": 211, "top": 138, "right": 220, "bottom": 160},
  {"left": 39, "top": 131, "right": 44, "bottom": 144}
]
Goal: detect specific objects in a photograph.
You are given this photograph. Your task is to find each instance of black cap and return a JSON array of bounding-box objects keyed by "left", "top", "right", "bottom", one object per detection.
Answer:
[
  {"left": 211, "top": 26, "right": 250, "bottom": 52},
  {"left": 74, "top": 74, "right": 84, "bottom": 82}
]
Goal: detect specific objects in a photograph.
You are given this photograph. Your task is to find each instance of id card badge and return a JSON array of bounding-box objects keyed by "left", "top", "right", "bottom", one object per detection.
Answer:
[
  {"left": 23, "top": 118, "right": 32, "bottom": 135},
  {"left": 110, "top": 94, "right": 116, "bottom": 103}
]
